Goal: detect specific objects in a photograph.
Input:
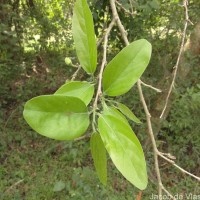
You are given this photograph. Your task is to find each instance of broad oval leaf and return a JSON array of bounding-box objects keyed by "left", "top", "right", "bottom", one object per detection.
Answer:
[
  {"left": 23, "top": 95, "right": 89, "bottom": 140},
  {"left": 72, "top": 0, "right": 97, "bottom": 74},
  {"left": 55, "top": 81, "right": 94, "bottom": 105},
  {"left": 98, "top": 110, "right": 147, "bottom": 190},
  {"left": 90, "top": 132, "right": 107, "bottom": 186},
  {"left": 103, "top": 39, "right": 152, "bottom": 96},
  {"left": 116, "top": 103, "right": 142, "bottom": 124}
]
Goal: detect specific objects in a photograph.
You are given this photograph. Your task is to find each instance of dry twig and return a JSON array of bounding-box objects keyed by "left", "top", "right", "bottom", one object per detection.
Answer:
[
  {"left": 92, "top": 19, "right": 116, "bottom": 131},
  {"left": 116, "top": 1, "right": 134, "bottom": 16},
  {"left": 71, "top": 65, "right": 81, "bottom": 81},
  {"left": 159, "top": 152, "right": 200, "bottom": 182},
  {"left": 93, "top": 18, "right": 116, "bottom": 110},
  {"left": 160, "top": 0, "right": 191, "bottom": 119},
  {"left": 140, "top": 80, "right": 162, "bottom": 93}
]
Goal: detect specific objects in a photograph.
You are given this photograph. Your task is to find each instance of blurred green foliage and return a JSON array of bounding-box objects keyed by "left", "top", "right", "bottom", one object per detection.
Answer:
[{"left": 1, "top": 0, "right": 200, "bottom": 198}]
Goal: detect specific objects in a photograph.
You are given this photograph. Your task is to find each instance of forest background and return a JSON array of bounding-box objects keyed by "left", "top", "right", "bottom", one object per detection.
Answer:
[{"left": 0, "top": 0, "right": 200, "bottom": 199}]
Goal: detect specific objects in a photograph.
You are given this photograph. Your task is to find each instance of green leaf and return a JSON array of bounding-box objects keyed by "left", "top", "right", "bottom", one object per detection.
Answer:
[
  {"left": 53, "top": 181, "right": 66, "bottom": 192},
  {"left": 23, "top": 95, "right": 89, "bottom": 140},
  {"left": 55, "top": 81, "right": 94, "bottom": 105},
  {"left": 98, "top": 109, "right": 147, "bottom": 190},
  {"left": 103, "top": 39, "right": 152, "bottom": 96},
  {"left": 72, "top": 0, "right": 97, "bottom": 74},
  {"left": 90, "top": 132, "right": 107, "bottom": 186},
  {"left": 103, "top": 106, "right": 129, "bottom": 126},
  {"left": 116, "top": 103, "right": 142, "bottom": 123}
]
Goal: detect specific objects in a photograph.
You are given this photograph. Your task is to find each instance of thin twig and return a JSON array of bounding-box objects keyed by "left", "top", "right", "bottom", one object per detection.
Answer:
[
  {"left": 137, "top": 80, "right": 163, "bottom": 196},
  {"left": 116, "top": 1, "right": 134, "bottom": 16},
  {"left": 110, "top": 0, "right": 129, "bottom": 46},
  {"left": 93, "top": 18, "right": 116, "bottom": 111},
  {"left": 162, "top": 186, "right": 176, "bottom": 200},
  {"left": 97, "top": 36, "right": 105, "bottom": 48},
  {"left": 159, "top": 152, "right": 200, "bottom": 182},
  {"left": 140, "top": 80, "right": 162, "bottom": 93},
  {"left": 75, "top": 135, "right": 90, "bottom": 141},
  {"left": 92, "top": 19, "right": 116, "bottom": 131},
  {"left": 129, "top": 0, "right": 134, "bottom": 15},
  {"left": 160, "top": 0, "right": 190, "bottom": 119},
  {"left": 71, "top": 65, "right": 81, "bottom": 81}
]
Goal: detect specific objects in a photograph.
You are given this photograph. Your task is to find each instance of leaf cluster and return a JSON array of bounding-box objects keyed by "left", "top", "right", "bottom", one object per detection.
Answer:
[{"left": 23, "top": 0, "right": 152, "bottom": 190}]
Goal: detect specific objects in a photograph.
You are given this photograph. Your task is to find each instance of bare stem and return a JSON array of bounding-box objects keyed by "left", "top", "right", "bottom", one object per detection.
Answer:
[
  {"left": 109, "top": 0, "right": 129, "bottom": 46},
  {"left": 140, "top": 80, "right": 162, "bottom": 93},
  {"left": 92, "top": 19, "right": 116, "bottom": 126},
  {"left": 159, "top": 152, "right": 200, "bottom": 182},
  {"left": 129, "top": 0, "right": 134, "bottom": 15},
  {"left": 116, "top": 1, "right": 134, "bottom": 16},
  {"left": 71, "top": 65, "right": 81, "bottom": 81},
  {"left": 160, "top": 0, "right": 191, "bottom": 119},
  {"left": 93, "top": 19, "right": 116, "bottom": 110},
  {"left": 162, "top": 186, "right": 176, "bottom": 200},
  {"left": 137, "top": 80, "right": 163, "bottom": 196}
]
